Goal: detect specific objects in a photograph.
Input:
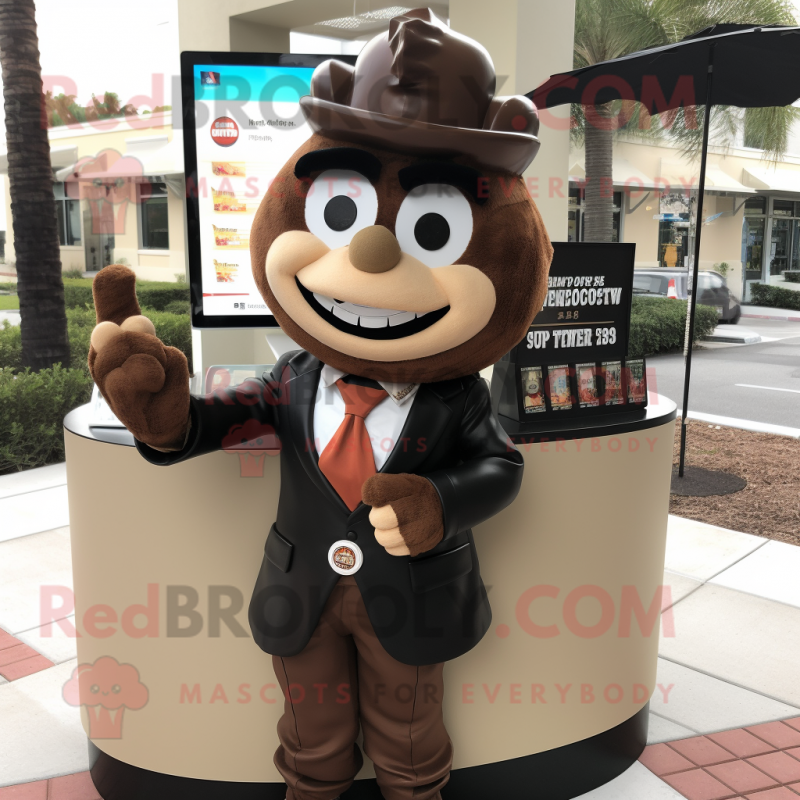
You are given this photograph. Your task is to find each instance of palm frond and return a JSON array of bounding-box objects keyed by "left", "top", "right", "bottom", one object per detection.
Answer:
[
  {"left": 572, "top": 0, "right": 800, "bottom": 158},
  {"left": 743, "top": 105, "right": 800, "bottom": 161}
]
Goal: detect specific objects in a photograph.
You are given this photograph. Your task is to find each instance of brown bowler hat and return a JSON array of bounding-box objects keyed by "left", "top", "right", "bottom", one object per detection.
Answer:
[{"left": 300, "top": 8, "right": 540, "bottom": 175}]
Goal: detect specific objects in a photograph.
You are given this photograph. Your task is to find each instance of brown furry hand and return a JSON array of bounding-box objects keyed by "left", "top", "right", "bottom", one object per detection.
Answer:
[
  {"left": 362, "top": 473, "right": 444, "bottom": 557},
  {"left": 88, "top": 265, "right": 191, "bottom": 449}
]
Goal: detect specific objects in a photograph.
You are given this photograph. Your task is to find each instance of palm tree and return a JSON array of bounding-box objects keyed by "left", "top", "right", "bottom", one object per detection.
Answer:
[
  {"left": 573, "top": 0, "right": 799, "bottom": 242},
  {"left": 0, "top": 0, "right": 70, "bottom": 370}
]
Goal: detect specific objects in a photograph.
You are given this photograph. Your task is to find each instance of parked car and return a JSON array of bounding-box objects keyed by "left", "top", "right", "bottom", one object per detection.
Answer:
[{"left": 631, "top": 268, "right": 741, "bottom": 324}]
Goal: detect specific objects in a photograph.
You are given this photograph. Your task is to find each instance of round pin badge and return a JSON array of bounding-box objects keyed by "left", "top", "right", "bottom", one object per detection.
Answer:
[{"left": 328, "top": 540, "right": 364, "bottom": 576}]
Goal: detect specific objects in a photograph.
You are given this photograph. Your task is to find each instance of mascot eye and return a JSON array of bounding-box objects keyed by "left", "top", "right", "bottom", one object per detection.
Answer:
[
  {"left": 395, "top": 183, "right": 473, "bottom": 268},
  {"left": 305, "top": 169, "right": 378, "bottom": 249}
]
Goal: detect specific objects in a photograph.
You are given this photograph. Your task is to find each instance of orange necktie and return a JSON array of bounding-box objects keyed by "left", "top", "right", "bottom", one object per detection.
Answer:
[{"left": 318, "top": 378, "right": 388, "bottom": 511}]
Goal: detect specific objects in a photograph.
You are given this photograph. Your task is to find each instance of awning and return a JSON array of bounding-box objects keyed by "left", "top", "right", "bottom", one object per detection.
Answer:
[
  {"left": 55, "top": 131, "right": 184, "bottom": 183},
  {"left": 660, "top": 159, "right": 754, "bottom": 194},
  {"left": 126, "top": 131, "right": 184, "bottom": 177},
  {"left": 742, "top": 165, "right": 800, "bottom": 193},
  {"left": 0, "top": 144, "right": 79, "bottom": 175},
  {"left": 569, "top": 157, "right": 661, "bottom": 190}
]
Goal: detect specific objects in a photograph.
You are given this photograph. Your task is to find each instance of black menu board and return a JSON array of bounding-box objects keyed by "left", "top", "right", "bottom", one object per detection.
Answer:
[{"left": 491, "top": 242, "right": 647, "bottom": 424}]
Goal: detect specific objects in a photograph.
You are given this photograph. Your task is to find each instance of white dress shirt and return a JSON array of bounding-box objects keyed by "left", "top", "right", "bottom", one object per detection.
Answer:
[{"left": 313, "top": 364, "right": 419, "bottom": 470}]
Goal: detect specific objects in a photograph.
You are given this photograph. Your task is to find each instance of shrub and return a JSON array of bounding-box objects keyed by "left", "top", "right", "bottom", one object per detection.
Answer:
[
  {"left": 0, "top": 304, "right": 190, "bottom": 475},
  {"left": 143, "top": 308, "right": 193, "bottom": 364},
  {"left": 0, "top": 320, "right": 22, "bottom": 370},
  {"left": 62, "top": 275, "right": 191, "bottom": 312},
  {"left": 62, "top": 268, "right": 84, "bottom": 279},
  {"left": 749, "top": 282, "right": 800, "bottom": 311},
  {"left": 66, "top": 306, "right": 96, "bottom": 372},
  {"left": 628, "top": 297, "right": 718, "bottom": 358},
  {"left": 0, "top": 365, "right": 93, "bottom": 474},
  {"left": 63, "top": 278, "right": 94, "bottom": 310},
  {"left": 162, "top": 299, "right": 190, "bottom": 315},
  {"left": 782, "top": 271, "right": 800, "bottom": 283},
  {"left": 136, "top": 281, "right": 190, "bottom": 311},
  {"left": 712, "top": 262, "right": 730, "bottom": 281},
  {"left": 0, "top": 282, "right": 17, "bottom": 292},
  {"left": 0, "top": 307, "right": 192, "bottom": 375}
]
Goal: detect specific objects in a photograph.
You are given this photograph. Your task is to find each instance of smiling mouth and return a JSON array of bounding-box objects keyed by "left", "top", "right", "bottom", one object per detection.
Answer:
[{"left": 295, "top": 278, "right": 449, "bottom": 340}]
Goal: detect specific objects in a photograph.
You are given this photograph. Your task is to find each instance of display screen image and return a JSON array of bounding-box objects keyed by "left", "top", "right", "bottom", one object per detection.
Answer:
[
  {"left": 182, "top": 53, "right": 355, "bottom": 328},
  {"left": 576, "top": 362, "right": 600, "bottom": 409},
  {"left": 627, "top": 359, "right": 647, "bottom": 404},
  {"left": 602, "top": 360, "right": 624, "bottom": 406},
  {"left": 547, "top": 365, "right": 573, "bottom": 411},
  {"left": 521, "top": 366, "right": 546, "bottom": 414}
]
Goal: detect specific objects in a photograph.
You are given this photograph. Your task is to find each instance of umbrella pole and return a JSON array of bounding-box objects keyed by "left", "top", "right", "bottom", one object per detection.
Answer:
[{"left": 678, "top": 45, "right": 716, "bottom": 478}]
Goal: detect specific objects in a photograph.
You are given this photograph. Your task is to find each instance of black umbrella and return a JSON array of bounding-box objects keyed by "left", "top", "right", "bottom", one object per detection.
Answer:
[{"left": 529, "top": 24, "right": 800, "bottom": 477}]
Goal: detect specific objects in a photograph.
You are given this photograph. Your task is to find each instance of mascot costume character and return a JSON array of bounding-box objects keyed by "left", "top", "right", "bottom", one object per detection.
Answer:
[{"left": 87, "top": 9, "right": 552, "bottom": 799}]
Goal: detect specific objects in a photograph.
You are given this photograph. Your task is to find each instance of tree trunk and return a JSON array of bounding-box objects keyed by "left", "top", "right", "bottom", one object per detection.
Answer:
[
  {"left": 583, "top": 102, "right": 615, "bottom": 243},
  {"left": 0, "top": 0, "right": 69, "bottom": 370}
]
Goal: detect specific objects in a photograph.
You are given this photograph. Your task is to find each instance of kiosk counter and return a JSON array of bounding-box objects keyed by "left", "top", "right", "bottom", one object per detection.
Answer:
[{"left": 64, "top": 391, "right": 676, "bottom": 800}]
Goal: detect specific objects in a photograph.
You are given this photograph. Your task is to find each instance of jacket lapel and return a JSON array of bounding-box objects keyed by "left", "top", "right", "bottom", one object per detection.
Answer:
[
  {"left": 380, "top": 382, "right": 452, "bottom": 476},
  {"left": 347, "top": 382, "right": 454, "bottom": 526},
  {"left": 286, "top": 356, "right": 457, "bottom": 521},
  {"left": 286, "top": 355, "right": 352, "bottom": 516}
]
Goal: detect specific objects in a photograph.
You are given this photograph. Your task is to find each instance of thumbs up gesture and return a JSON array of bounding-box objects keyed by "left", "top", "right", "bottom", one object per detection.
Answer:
[{"left": 88, "top": 265, "right": 191, "bottom": 450}]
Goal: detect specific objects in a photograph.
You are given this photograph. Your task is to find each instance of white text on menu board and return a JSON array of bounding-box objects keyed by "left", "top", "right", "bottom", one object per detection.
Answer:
[{"left": 527, "top": 273, "right": 622, "bottom": 351}]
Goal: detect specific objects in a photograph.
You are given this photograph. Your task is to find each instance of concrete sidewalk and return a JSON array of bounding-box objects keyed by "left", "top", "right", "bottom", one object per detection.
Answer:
[
  {"left": 1, "top": 464, "right": 800, "bottom": 798},
  {"left": 741, "top": 304, "right": 800, "bottom": 322}
]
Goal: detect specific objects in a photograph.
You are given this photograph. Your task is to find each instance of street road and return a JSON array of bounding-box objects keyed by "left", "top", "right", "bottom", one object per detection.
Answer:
[{"left": 649, "top": 318, "right": 800, "bottom": 429}]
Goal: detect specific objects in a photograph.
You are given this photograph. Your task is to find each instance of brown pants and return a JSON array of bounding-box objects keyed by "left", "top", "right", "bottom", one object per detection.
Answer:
[{"left": 273, "top": 576, "right": 452, "bottom": 800}]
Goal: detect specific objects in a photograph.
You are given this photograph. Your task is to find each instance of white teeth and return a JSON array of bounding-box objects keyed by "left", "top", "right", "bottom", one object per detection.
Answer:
[
  {"left": 360, "top": 315, "right": 389, "bottom": 328},
  {"left": 312, "top": 293, "right": 334, "bottom": 312},
  {"left": 332, "top": 305, "right": 360, "bottom": 325},
  {"left": 389, "top": 311, "right": 416, "bottom": 327},
  {"left": 312, "top": 291, "right": 423, "bottom": 329},
  {"left": 348, "top": 303, "right": 399, "bottom": 317}
]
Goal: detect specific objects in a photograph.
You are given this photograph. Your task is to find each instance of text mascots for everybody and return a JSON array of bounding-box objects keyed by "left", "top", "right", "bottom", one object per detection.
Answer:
[{"left": 87, "top": 9, "right": 553, "bottom": 799}]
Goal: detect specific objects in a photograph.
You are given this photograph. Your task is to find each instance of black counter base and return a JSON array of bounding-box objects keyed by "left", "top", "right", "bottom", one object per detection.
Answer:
[{"left": 89, "top": 703, "right": 647, "bottom": 800}]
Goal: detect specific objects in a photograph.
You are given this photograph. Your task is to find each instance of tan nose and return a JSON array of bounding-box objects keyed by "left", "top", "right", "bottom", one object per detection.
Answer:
[{"left": 348, "top": 225, "right": 402, "bottom": 273}]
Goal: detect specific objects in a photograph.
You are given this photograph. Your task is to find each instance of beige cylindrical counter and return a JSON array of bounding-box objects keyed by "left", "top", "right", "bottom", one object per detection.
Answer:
[{"left": 64, "top": 395, "right": 676, "bottom": 800}]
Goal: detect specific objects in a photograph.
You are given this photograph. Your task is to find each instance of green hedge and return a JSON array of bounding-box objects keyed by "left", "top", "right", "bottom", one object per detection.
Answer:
[
  {"left": 63, "top": 277, "right": 190, "bottom": 312},
  {"left": 783, "top": 271, "right": 800, "bottom": 282},
  {"left": 0, "top": 306, "right": 191, "bottom": 474},
  {"left": 0, "top": 308, "right": 192, "bottom": 374},
  {"left": 162, "top": 299, "right": 190, "bottom": 315},
  {"left": 66, "top": 306, "right": 192, "bottom": 373},
  {"left": 62, "top": 278, "right": 95, "bottom": 309},
  {"left": 0, "top": 320, "right": 21, "bottom": 370},
  {"left": 137, "top": 282, "right": 191, "bottom": 311},
  {"left": 750, "top": 282, "right": 800, "bottom": 311},
  {"left": 0, "top": 365, "right": 93, "bottom": 473},
  {"left": 628, "top": 297, "right": 718, "bottom": 358}
]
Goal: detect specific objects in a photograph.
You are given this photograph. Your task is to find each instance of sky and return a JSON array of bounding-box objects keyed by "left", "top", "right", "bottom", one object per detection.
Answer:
[
  {"left": 2, "top": 0, "right": 800, "bottom": 232},
  {"left": 30, "top": 0, "right": 180, "bottom": 113},
  {"left": 0, "top": 0, "right": 180, "bottom": 229}
]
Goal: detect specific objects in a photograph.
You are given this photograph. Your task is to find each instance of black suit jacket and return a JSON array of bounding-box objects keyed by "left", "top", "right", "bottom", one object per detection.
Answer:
[{"left": 137, "top": 351, "right": 524, "bottom": 666}]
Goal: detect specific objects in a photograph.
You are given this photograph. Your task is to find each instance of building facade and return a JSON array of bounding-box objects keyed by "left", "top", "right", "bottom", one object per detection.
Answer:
[
  {"left": 569, "top": 136, "right": 800, "bottom": 302},
  {"left": 2, "top": 111, "right": 187, "bottom": 283}
]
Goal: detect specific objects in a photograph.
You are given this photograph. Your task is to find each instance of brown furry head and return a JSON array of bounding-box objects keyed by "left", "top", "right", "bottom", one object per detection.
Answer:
[{"left": 250, "top": 133, "right": 552, "bottom": 384}]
